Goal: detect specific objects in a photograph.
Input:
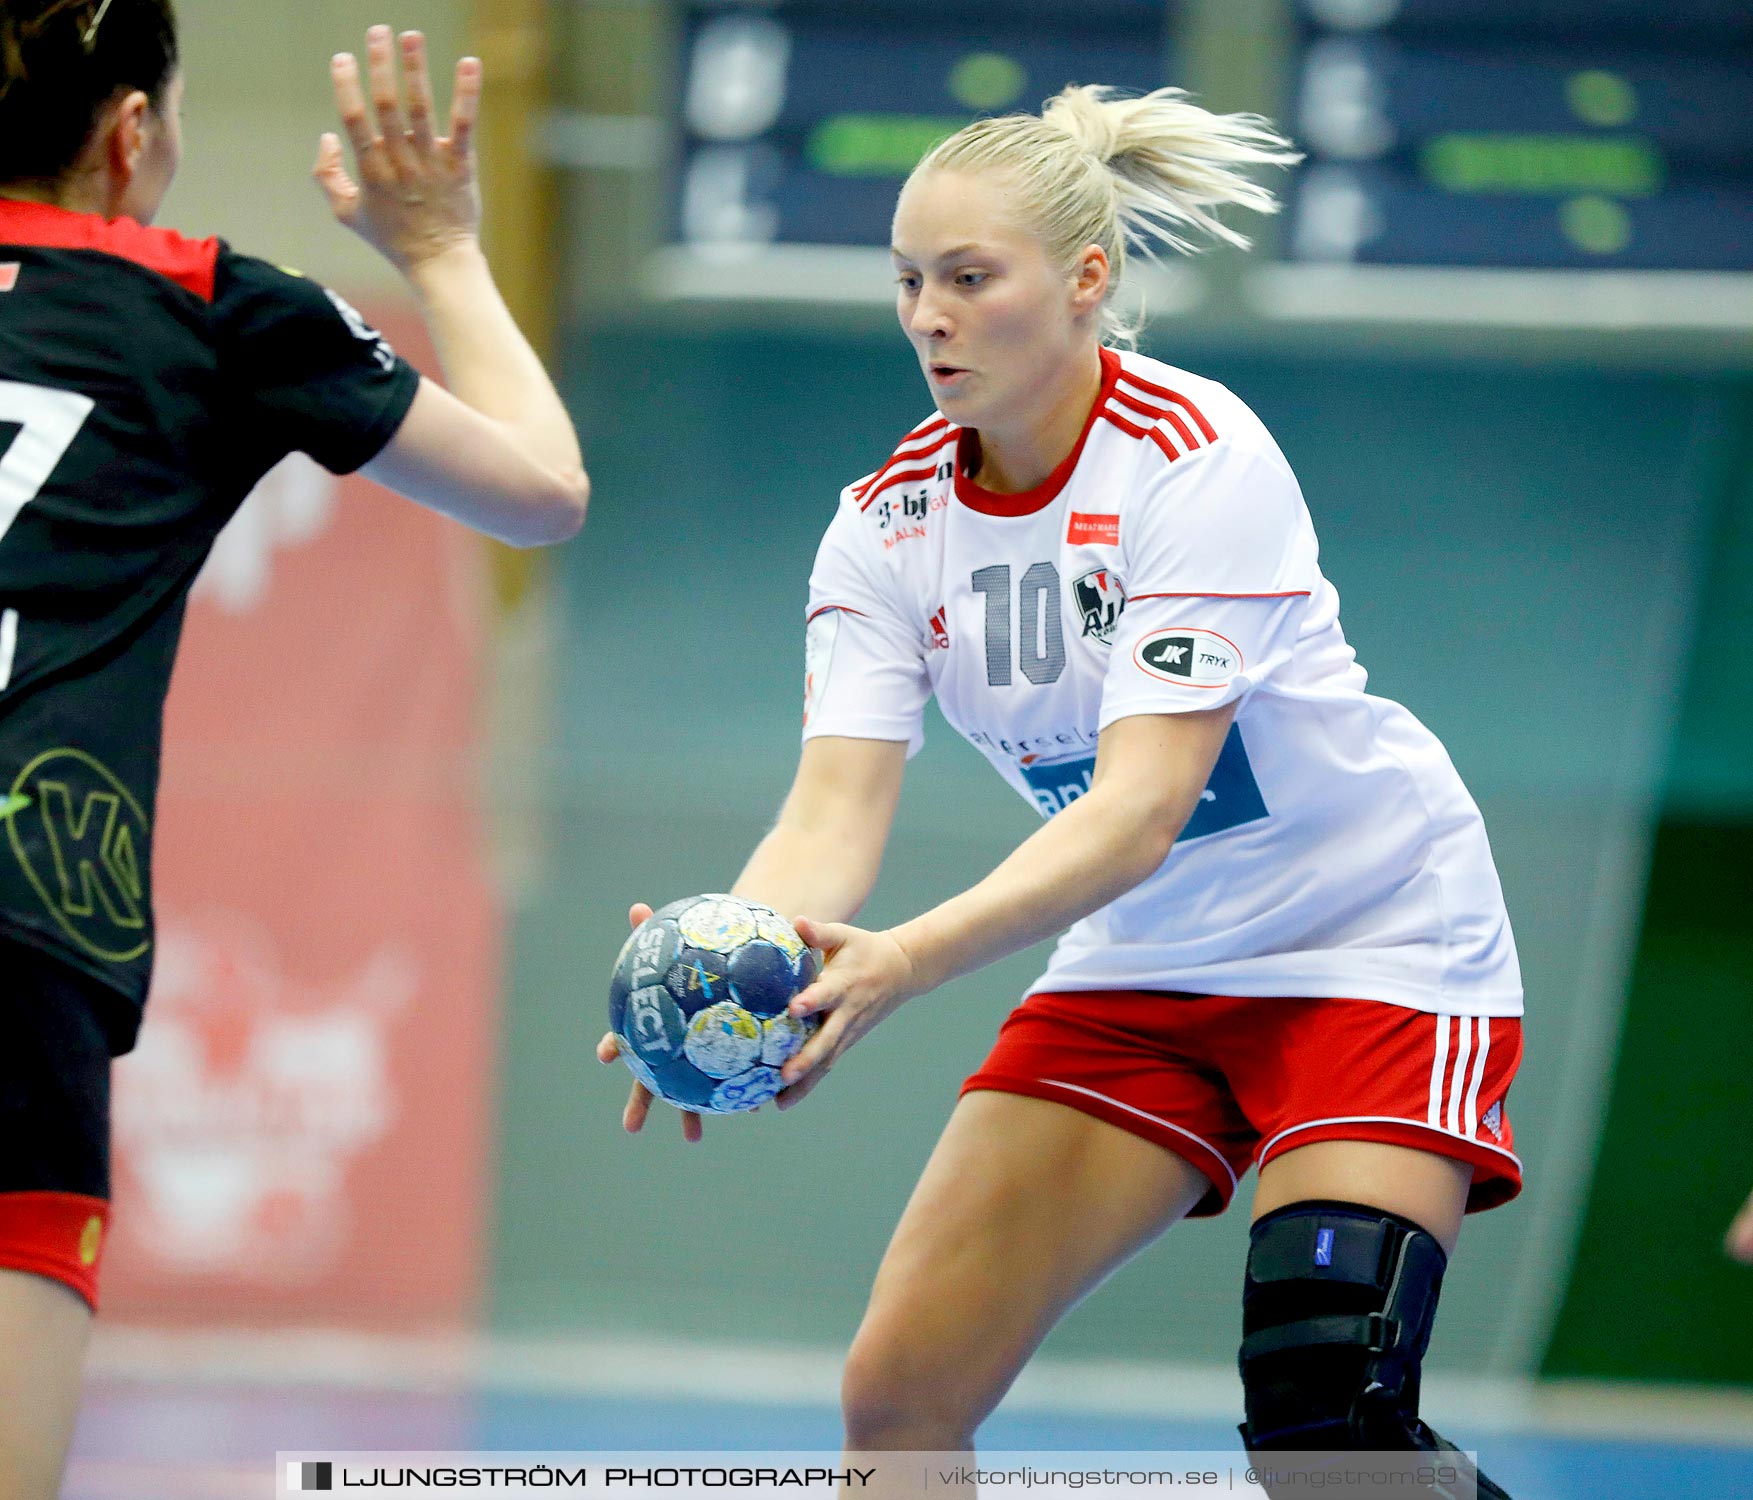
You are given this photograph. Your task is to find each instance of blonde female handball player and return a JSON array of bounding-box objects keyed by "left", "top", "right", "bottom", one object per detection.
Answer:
[
  {"left": 601, "top": 86, "right": 1521, "bottom": 1495},
  {"left": 0, "top": 7, "right": 586, "bottom": 1495}
]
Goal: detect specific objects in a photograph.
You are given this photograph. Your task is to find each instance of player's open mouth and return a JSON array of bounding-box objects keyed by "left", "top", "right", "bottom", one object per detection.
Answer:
[{"left": 930, "top": 364, "right": 970, "bottom": 386}]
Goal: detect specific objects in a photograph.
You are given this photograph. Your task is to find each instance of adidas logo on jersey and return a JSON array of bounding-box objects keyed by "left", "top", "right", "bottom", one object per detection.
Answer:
[
  {"left": 1481, "top": 1100, "right": 1503, "bottom": 1140},
  {"left": 928, "top": 608, "right": 950, "bottom": 650}
]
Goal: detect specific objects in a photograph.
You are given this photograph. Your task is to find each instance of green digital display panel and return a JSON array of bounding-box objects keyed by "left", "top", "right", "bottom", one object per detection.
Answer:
[
  {"left": 1286, "top": 1, "right": 1753, "bottom": 268},
  {"left": 673, "top": 2, "right": 1176, "bottom": 249}
]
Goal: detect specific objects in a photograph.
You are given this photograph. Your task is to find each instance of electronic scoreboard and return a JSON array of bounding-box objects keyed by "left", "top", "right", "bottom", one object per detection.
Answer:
[
  {"left": 672, "top": 1, "right": 1175, "bottom": 251},
  {"left": 1286, "top": 0, "right": 1753, "bottom": 269},
  {"left": 665, "top": 0, "right": 1752, "bottom": 280}
]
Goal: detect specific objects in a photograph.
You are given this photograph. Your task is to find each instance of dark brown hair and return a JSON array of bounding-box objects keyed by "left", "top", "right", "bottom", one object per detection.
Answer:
[{"left": 0, "top": 0, "right": 178, "bottom": 184}]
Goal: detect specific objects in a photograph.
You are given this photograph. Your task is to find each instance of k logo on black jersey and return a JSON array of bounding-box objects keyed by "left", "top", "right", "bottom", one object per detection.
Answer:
[{"left": 6, "top": 748, "right": 151, "bottom": 963}]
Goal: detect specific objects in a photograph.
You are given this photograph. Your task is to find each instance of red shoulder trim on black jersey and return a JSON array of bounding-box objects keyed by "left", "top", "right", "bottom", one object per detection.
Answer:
[
  {"left": 856, "top": 421, "right": 957, "bottom": 511},
  {"left": 0, "top": 197, "right": 219, "bottom": 302}
]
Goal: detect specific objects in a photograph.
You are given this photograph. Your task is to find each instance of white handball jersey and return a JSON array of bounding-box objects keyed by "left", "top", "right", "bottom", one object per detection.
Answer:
[{"left": 803, "top": 348, "right": 1522, "bottom": 1017}]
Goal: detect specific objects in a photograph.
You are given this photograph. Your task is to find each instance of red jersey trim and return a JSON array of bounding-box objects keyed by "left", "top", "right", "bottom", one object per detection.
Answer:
[
  {"left": 854, "top": 418, "right": 951, "bottom": 490},
  {"left": 1099, "top": 403, "right": 1205, "bottom": 467},
  {"left": 955, "top": 347, "right": 1122, "bottom": 518},
  {"left": 856, "top": 428, "right": 957, "bottom": 510},
  {"left": 1099, "top": 406, "right": 1155, "bottom": 441},
  {"left": 858, "top": 437, "right": 957, "bottom": 510},
  {"left": 1112, "top": 387, "right": 1205, "bottom": 455},
  {"left": 1116, "top": 368, "right": 1218, "bottom": 444},
  {"left": 0, "top": 196, "right": 219, "bottom": 302},
  {"left": 806, "top": 603, "right": 868, "bottom": 623},
  {"left": 1147, "top": 427, "right": 1183, "bottom": 465},
  {"left": 1101, "top": 404, "right": 1183, "bottom": 461},
  {"left": 1106, "top": 389, "right": 1209, "bottom": 461}
]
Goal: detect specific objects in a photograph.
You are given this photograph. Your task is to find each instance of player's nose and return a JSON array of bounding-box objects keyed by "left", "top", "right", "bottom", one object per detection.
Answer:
[{"left": 908, "top": 289, "right": 953, "bottom": 342}]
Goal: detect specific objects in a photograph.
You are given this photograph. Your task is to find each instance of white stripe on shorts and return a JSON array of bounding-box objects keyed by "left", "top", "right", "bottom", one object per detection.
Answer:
[
  {"left": 1462, "top": 1018, "right": 1491, "bottom": 1137},
  {"left": 1427, "top": 1014, "right": 1451, "bottom": 1127},
  {"left": 1258, "top": 1115, "right": 1523, "bottom": 1171},
  {"left": 1446, "top": 1017, "right": 1474, "bottom": 1135}
]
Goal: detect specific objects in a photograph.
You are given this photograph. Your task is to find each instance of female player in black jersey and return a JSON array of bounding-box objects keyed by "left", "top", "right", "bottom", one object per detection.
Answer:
[{"left": 0, "top": 4, "right": 586, "bottom": 1493}]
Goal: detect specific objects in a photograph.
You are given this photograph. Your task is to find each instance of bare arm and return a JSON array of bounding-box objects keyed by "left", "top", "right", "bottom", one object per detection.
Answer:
[
  {"left": 314, "top": 28, "right": 586, "bottom": 544},
  {"left": 890, "top": 707, "right": 1234, "bottom": 993},
  {"left": 732, "top": 736, "right": 909, "bottom": 922},
  {"left": 777, "top": 704, "right": 1237, "bottom": 1104}
]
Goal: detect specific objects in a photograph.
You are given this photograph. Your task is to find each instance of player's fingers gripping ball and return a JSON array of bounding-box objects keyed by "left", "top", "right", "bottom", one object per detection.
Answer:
[{"left": 609, "top": 895, "right": 821, "bottom": 1114}]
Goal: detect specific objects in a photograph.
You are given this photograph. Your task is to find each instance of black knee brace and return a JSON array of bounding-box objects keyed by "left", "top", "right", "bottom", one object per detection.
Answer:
[{"left": 1238, "top": 1200, "right": 1513, "bottom": 1498}]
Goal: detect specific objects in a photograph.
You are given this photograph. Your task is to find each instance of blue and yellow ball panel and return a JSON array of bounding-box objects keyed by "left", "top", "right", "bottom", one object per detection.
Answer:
[{"left": 665, "top": 948, "right": 734, "bottom": 1017}]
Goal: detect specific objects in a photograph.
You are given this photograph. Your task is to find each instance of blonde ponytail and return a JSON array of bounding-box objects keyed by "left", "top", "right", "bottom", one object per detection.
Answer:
[{"left": 911, "top": 85, "right": 1300, "bottom": 344}]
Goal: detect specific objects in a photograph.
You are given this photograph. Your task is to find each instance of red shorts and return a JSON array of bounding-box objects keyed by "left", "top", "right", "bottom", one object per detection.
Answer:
[{"left": 963, "top": 990, "right": 1523, "bottom": 1218}]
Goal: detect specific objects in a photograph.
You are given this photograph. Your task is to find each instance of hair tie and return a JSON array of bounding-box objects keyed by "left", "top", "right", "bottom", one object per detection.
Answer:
[{"left": 81, "top": 0, "right": 115, "bottom": 51}]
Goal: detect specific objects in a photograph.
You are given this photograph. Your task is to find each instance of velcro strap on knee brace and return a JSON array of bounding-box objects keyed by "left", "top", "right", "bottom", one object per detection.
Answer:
[
  {"left": 1241, "top": 1310, "right": 1395, "bottom": 1363},
  {"left": 1245, "top": 1209, "right": 1401, "bottom": 1289},
  {"left": 1240, "top": 1201, "right": 1449, "bottom": 1451}
]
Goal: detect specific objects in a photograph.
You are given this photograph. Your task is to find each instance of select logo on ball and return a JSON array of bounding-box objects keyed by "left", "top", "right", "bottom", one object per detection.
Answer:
[
  {"left": 1134, "top": 627, "right": 1241, "bottom": 688},
  {"left": 627, "top": 985, "right": 679, "bottom": 1056}
]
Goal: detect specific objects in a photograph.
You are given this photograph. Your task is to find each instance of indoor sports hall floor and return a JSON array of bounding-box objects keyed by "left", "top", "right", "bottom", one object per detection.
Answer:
[{"left": 65, "top": 1332, "right": 1753, "bottom": 1498}]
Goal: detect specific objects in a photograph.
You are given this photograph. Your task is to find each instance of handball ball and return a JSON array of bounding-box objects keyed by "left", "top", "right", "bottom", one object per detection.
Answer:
[{"left": 609, "top": 895, "right": 820, "bottom": 1114}]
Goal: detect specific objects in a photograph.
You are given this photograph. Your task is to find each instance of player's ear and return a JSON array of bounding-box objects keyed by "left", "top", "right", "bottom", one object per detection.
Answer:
[
  {"left": 105, "top": 89, "right": 154, "bottom": 184},
  {"left": 1070, "top": 243, "right": 1109, "bottom": 315}
]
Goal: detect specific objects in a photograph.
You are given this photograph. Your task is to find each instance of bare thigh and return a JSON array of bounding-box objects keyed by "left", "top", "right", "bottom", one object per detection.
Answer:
[
  {"left": 1254, "top": 1140, "right": 1474, "bottom": 1253},
  {"left": 842, "top": 1089, "right": 1214, "bottom": 1450},
  {"left": 0, "top": 1268, "right": 92, "bottom": 1500}
]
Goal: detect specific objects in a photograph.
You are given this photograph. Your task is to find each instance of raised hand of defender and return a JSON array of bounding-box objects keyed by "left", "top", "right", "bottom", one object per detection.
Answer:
[
  {"left": 595, "top": 903, "right": 707, "bottom": 1145},
  {"left": 314, "top": 26, "right": 482, "bottom": 274}
]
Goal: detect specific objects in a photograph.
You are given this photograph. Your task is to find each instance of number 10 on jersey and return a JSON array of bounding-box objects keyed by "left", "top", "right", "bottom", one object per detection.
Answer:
[{"left": 972, "top": 562, "right": 1069, "bottom": 688}]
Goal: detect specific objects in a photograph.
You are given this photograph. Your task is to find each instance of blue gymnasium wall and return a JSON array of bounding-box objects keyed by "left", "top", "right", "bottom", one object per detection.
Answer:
[{"left": 490, "top": 324, "right": 1744, "bottom": 1382}]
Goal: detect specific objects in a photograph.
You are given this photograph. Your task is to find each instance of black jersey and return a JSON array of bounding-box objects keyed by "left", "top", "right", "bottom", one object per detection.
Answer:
[{"left": 0, "top": 197, "right": 420, "bottom": 1040}]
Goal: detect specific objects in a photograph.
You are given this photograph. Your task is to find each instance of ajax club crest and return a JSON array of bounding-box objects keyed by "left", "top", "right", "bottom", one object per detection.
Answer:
[{"left": 1073, "top": 568, "right": 1124, "bottom": 643}]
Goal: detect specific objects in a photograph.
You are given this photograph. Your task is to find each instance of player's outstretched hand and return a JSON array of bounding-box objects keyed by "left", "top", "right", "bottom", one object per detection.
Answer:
[
  {"left": 775, "top": 917, "right": 918, "bottom": 1109},
  {"left": 596, "top": 902, "right": 706, "bottom": 1144},
  {"left": 314, "top": 26, "right": 482, "bottom": 275},
  {"left": 1727, "top": 1186, "right": 1753, "bottom": 1265}
]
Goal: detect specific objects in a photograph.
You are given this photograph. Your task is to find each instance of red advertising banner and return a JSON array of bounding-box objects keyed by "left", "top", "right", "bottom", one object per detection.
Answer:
[{"left": 102, "top": 307, "right": 499, "bottom": 1329}]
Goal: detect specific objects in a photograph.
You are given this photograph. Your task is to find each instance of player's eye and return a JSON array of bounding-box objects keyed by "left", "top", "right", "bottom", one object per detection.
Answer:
[
  {"left": 896, "top": 273, "right": 922, "bottom": 292},
  {"left": 956, "top": 270, "right": 988, "bottom": 288}
]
